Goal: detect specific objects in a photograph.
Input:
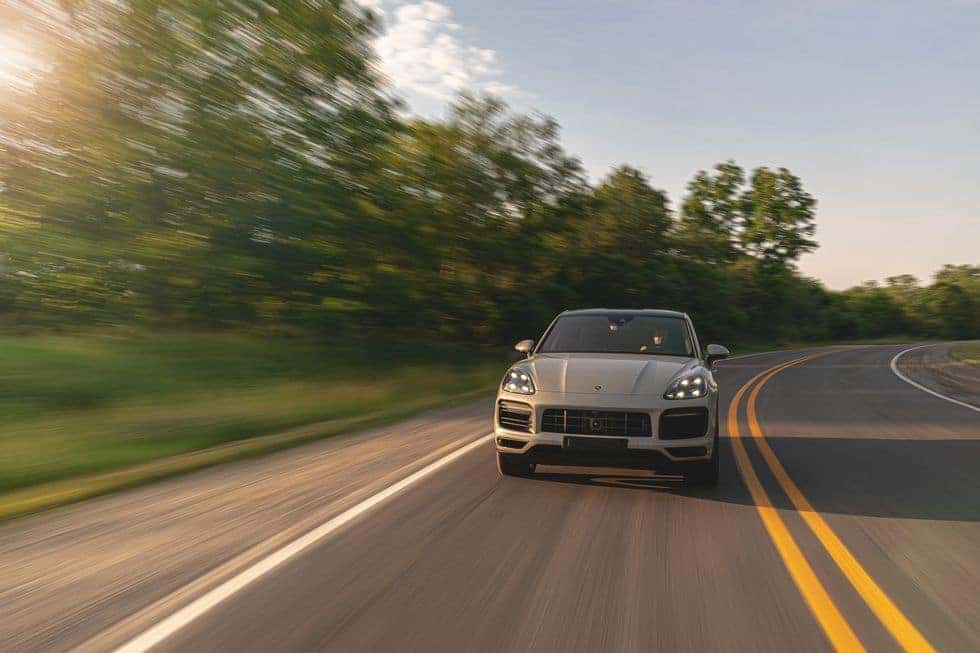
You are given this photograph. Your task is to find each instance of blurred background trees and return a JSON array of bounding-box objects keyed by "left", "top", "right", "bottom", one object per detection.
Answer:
[{"left": 0, "top": 0, "right": 976, "bottom": 346}]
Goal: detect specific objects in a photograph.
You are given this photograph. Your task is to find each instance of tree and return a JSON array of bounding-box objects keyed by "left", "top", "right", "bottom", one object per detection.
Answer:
[
  {"left": 677, "top": 160, "right": 744, "bottom": 262},
  {"left": 1, "top": 0, "right": 396, "bottom": 328},
  {"left": 839, "top": 282, "right": 909, "bottom": 338},
  {"left": 933, "top": 283, "right": 978, "bottom": 339},
  {"left": 586, "top": 166, "right": 672, "bottom": 259},
  {"left": 882, "top": 275, "right": 928, "bottom": 334},
  {"left": 739, "top": 167, "right": 817, "bottom": 266},
  {"left": 374, "top": 94, "right": 588, "bottom": 338},
  {"left": 927, "top": 266, "right": 979, "bottom": 339},
  {"left": 3, "top": 3, "right": 970, "bottom": 350}
]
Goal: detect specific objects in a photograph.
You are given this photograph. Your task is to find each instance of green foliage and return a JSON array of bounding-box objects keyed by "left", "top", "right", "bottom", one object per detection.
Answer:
[
  {"left": 831, "top": 266, "right": 979, "bottom": 341},
  {"left": 677, "top": 161, "right": 816, "bottom": 267},
  {"left": 739, "top": 167, "right": 817, "bottom": 264},
  {"left": 2, "top": 0, "right": 396, "bottom": 329},
  {"left": 0, "top": 333, "right": 503, "bottom": 492},
  {"left": 0, "top": 1, "right": 976, "bottom": 346},
  {"left": 838, "top": 283, "right": 910, "bottom": 339},
  {"left": 588, "top": 166, "right": 671, "bottom": 257},
  {"left": 678, "top": 160, "right": 744, "bottom": 262}
]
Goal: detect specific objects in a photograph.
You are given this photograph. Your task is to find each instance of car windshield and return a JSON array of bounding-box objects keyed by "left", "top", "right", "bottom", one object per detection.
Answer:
[{"left": 538, "top": 314, "right": 694, "bottom": 356}]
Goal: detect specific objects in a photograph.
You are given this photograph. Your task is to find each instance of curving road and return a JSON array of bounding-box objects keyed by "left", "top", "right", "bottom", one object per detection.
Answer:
[{"left": 1, "top": 345, "right": 978, "bottom": 652}]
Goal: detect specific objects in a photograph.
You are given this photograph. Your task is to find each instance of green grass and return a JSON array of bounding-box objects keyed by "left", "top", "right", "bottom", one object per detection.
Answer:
[
  {"left": 950, "top": 341, "right": 980, "bottom": 366},
  {"left": 0, "top": 333, "right": 504, "bottom": 515}
]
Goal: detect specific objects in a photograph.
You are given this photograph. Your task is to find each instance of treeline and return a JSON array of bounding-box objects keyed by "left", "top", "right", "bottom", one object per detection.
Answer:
[{"left": 0, "top": 1, "right": 976, "bottom": 345}]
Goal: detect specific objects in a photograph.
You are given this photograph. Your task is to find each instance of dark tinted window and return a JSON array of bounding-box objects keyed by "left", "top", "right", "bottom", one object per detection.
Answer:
[{"left": 539, "top": 315, "right": 694, "bottom": 356}]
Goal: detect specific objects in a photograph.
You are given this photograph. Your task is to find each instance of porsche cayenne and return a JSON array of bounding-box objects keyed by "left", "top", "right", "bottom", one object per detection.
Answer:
[{"left": 494, "top": 309, "right": 729, "bottom": 484}]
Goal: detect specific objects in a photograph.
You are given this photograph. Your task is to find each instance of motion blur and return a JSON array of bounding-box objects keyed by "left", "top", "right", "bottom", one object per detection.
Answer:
[
  {"left": 0, "top": 3, "right": 978, "bottom": 653},
  {"left": 0, "top": 0, "right": 976, "bottom": 509},
  {"left": 1, "top": 1, "right": 975, "bottom": 343}
]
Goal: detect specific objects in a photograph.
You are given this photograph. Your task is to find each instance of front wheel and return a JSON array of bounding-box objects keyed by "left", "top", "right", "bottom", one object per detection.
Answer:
[{"left": 497, "top": 452, "right": 535, "bottom": 477}]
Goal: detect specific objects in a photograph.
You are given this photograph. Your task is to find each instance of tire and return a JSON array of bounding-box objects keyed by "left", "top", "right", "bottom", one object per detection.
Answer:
[
  {"left": 684, "top": 423, "right": 720, "bottom": 486},
  {"left": 497, "top": 452, "right": 535, "bottom": 477}
]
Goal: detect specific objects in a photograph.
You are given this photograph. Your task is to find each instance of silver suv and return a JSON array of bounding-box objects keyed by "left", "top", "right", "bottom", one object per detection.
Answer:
[{"left": 493, "top": 309, "right": 729, "bottom": 484}]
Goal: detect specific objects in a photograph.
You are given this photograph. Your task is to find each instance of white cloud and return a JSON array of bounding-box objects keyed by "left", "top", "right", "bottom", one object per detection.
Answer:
[{"left": 369, "top": 1, "right": 521, "bottom": 103}]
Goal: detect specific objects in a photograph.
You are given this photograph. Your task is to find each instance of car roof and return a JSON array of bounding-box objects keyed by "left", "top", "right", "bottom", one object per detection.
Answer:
[{"left": 558, "top": 308, "right": 688, "bottom": 319}]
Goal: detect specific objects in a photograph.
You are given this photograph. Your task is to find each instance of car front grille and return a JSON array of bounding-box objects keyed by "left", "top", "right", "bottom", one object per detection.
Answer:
[
  {"left": 497, "top": 400, "right": 532, "bottom": 432},
  {"left": 659, "top": 407, "right": 709, "bottom": 439},
  {"left": 540, "top": 409, "right": 651, "bottom": 437}
]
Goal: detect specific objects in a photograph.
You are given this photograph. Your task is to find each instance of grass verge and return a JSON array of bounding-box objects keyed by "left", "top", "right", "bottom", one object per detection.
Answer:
[
  {"left": 0, "top": 332, "right": 502, "bottom": 521},
  {"left": 949, "top": 341, "right": 980, "bottom": 366},
  {"left": 0, "top": 387, "right": 490, "bottom": 522}
]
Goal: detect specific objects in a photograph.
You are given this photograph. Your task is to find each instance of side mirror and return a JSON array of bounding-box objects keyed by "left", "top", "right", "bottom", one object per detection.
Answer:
[
  {"left": 514, "top": 339, "right": 535, "bottom": 357},
  {"left": 705, "top": 344, "right": 730, "bottom": 368}
]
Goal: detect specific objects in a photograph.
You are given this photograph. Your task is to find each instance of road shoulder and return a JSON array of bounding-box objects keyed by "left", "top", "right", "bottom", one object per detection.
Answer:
[
  {"left": 0, "top": 399, "right": 491, "bottom": 653},
  {"left": 893, "top": 343, "right": 980, "bottom": 409}
]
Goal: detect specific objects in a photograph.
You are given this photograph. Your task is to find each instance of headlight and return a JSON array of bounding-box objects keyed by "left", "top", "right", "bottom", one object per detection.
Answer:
[
  {"left": 502, "top": 367, "right": 535, "bottom": 395},
  {"left": 664, "top": 372, "right": 708, "bottom": 400}
]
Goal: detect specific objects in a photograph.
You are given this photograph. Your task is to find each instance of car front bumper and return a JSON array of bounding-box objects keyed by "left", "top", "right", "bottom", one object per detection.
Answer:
[{"left": 493, "top": 390, "right": 717, "bottom": 464}]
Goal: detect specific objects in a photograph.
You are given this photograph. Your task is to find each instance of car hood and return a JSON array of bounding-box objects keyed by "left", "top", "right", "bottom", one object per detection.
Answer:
[{"left": 525, "top": 353, "right": 699, "bottom": 395}]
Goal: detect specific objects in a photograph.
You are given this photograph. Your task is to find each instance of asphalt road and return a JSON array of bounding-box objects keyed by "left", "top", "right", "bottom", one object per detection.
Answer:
[{"left": 1, "top": 345, "right": 978, "bottom": 652}]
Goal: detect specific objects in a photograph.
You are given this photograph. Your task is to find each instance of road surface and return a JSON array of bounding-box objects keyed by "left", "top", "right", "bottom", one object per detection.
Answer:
[{"left": 1, "top": 345, "right": 977, "bottom": 652}]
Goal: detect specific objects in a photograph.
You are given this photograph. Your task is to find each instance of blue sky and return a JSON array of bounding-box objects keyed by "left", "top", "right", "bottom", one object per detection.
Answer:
[{"left": 368, "top": 0, "right": 979, "bottom": 289}]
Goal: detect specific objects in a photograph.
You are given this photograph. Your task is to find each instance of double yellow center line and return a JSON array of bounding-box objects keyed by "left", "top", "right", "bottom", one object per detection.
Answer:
[{"left": 728, "top": 353, "right": 934, "bottom": 653}]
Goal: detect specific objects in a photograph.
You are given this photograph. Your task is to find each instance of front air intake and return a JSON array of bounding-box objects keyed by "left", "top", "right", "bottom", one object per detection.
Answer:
[
  {"left": 659, "top": 407, "right": 709, "bottom": 439},
  {"left": 497, "top": 400, "right": 532, "bottom": 432}
]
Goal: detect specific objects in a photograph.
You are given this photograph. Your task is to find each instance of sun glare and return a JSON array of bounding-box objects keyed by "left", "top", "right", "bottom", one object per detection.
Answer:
[{"left": 0, "top": 32, "right": 40, "bottom": 92}]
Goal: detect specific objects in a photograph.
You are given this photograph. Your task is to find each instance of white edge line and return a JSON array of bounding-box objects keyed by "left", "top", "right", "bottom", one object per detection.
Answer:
[
  {"left": 114, "top": 432, "right": 494, "bottom": 653},
  {"left": 890, "top": 344, "right": 980, "bottom": 413}
]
